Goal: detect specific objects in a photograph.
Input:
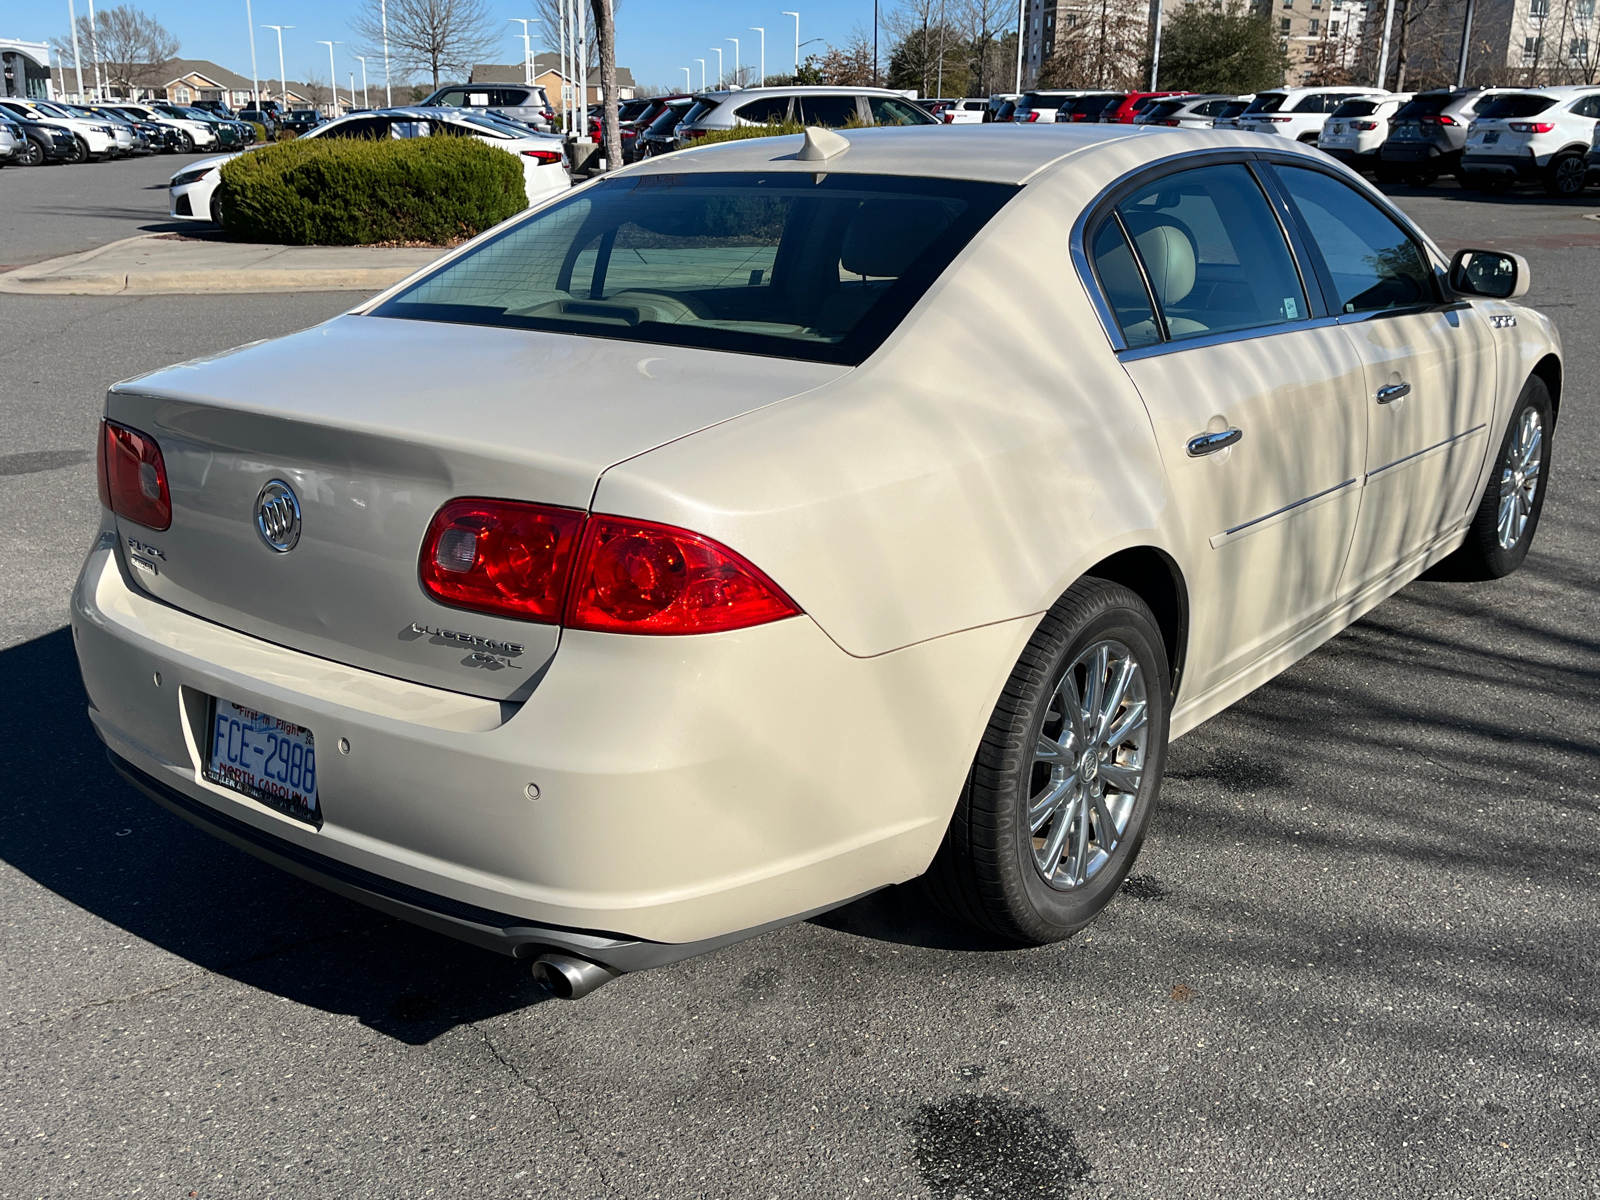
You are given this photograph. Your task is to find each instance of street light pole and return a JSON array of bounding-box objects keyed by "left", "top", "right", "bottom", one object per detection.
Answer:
[
  {"left": 246, "top": 0, "right": 260, "bottom": 105},
  {"left": 509, "top": 19, "right": 532, "bottom": 84},
  {"left": 380, "top": 0, "right": 391, "bottom": 106},
  {"left": 682, "top": 67, "right": 691, "bottom": 91},
  {"left": 1376, "top": 0, "right": 1397, "bottom": 89},
  {"left": 317, "top": 40, "right": 342, "bottom": 115},
  {"left": 727, "top": 37, "right": 740, "bottom": 88},
  {"left": 263, "top": 25, "right": 293, "bottom": 108},
  {"left": 696, "top": 58, "right": 705, "bottom": 90},
  {"left": 782, "top": 12, "right": 799, "bottom": 76},
  {"left": 711, "top": 46, "right": 723, "bottom": 87},
  {"left": 86, "top": 0, "right": 103, "bottom": 101},
  {"left": 1149, "top": 0, "right": 1164, "bottom": 90},
  {"left": 68, "top": 0, "right": 85, "bottom": 101},
  {"left": 750, "top": 28, "right": 764, "bottom": 86},
  {"left": 354, "top": 55, "right": 369, "bottom": 108}
]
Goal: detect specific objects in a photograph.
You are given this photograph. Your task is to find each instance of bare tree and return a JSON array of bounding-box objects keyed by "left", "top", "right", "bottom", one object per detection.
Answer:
[
  {"left": 528, "top": 0, "right": 624, "bottom": 73},
  {"left": 960, "top": 0, "right": 1016, "bottom": 97},
  {"left": 1038, "top": 0, "right": 1150, "bottom": 89},
  {"left": 52, "top": 4, "right": 178, "bottom": 96},
  {"left": 351, "top": 0, "right": 498, "bottom": 89}
]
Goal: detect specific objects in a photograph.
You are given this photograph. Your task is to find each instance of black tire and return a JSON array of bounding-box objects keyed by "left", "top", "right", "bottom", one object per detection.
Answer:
[
  {"left": 209, "top": 192, "right": 223, "bottom": 228},
  {"left": 1406, "top": 171, "right": 1439, "bottom": 187},
  {"left": 1375, "top": 163, "right": 1402, "bottom": 186},
  {"left": 18, "top": 136, "right": 45, "bottom": 166},
  {"left": 1544, "top": 152, "right": 1588, "bottom": 198},
  {"left": 924, "top": 579, "right": 1171, "bottom": 944},
  {"left": 1443, "top": 375, "right": 1553, "bottom": 580},
  {"left": 66, "top": 136, "right": 88, "bottom": 165},
  {"left": 175, "top": 130, "right": 194, "bottom": 153}
]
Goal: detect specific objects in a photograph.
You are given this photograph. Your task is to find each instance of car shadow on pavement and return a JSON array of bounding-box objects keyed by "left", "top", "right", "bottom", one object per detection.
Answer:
[{"left": 0, "top": 627, "right": 553, "bottom": 1046}]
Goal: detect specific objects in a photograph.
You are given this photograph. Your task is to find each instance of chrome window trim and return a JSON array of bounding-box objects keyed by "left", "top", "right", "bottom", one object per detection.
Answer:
[{"left": 1117, "top": 313, "right": 1347, "bottom": 361}]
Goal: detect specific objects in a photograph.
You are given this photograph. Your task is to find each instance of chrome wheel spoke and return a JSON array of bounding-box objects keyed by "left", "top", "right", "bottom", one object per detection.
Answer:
[
  {"left": 1034, "top": 734, "right": 1071, "bottom": 767},
  {"left": 1099, "top": 761, "right": 1142, "bottom": 793},
  {"left": 1037, "top": 794, "right": 1077, "bottom": 876},
  {"left": 1056, "top": 671, "right": 1089, "bottom": 752},
  {"left": 1029, "top": 779, "right": 1074, "bottom": 834},
  {"left": 1092, "top": 790, "right": 1122, "bottom": 851},
  {"left": 1104, "top": 701, "right": 1148, "bottom": 749},
  {"left": 1081, "top": 645, "right": 1108, "bottom": 733},
  {"left": 1096, "top": 656, "right": 1135, "bottom": 742},
  {"left": 1068, "top": 797, "right": 1092, "bottom": 882}
]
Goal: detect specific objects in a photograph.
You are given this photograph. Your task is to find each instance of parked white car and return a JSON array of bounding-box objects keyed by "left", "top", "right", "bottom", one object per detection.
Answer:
[
  {"left": 0, "top": 118, "right": 18, "bottom": 162},
  {"left": 115, "top": 102, "right": 218, "bottom": 152},
  {"left": 1461, "top": 86, "right": 1600, "bottom": 196},
  {"left": 940, "top": 98, "right": 990, "bottom": 124},
  {"left": 1237, "top": 86, "right": 1389, "bottom": 143},
  {"left": 0, "top": 98, "right": 118, "bottom": 161},
  {"left": 1317, "top": 93, "right": 1413, "bottom": 174},
  {"left": 170, "top": 107, "right": 570, "bottom": 224},
  {"left": 83, "top": 125, "right": 1560, "bottom": 998},
  {"left": 1211, "top": 95, "right": 1255, "bottom": 129}
]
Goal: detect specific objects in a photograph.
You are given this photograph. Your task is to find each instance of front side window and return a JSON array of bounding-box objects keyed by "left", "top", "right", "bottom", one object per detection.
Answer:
[
  {"left": 320, "top": 117, "right": 391, "bottom": 140},
  {"left": 1093, "top": 163, "right": 1309, "bottom": 348},
  {"left": 870, "top": 96, "right": 934, "bottom": 125},
  {"left": 374, "top": 172, "right": 1017, "bottom": 366},
  {"left": 1276, "top": 166, "right": 1433, "bottom": 314}
]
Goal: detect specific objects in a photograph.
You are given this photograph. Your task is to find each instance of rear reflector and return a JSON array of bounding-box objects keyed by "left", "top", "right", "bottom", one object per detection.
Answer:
[
  {"left": 419, "top": 499, "right": 583, "bottom": 623},
  {"left": 566, "top": 516, "right": 800, "bottom": 635},
  {"left": 98, "top": 419, "right": 171, "bottom": 530}
]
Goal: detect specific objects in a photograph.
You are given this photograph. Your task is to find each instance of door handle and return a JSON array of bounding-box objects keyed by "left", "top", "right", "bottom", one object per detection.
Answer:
[
  {"left": 1376, "top": 382, "right": 1411, "bottom": 404},
  {"left": 1187, "top": 428, "right": 1242, "bottom": 457}
]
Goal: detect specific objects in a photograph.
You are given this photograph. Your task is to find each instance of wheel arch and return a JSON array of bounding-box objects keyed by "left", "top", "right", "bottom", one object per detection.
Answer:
[
  {"left": 1532, "top": 353, "right": 1562, "bottom": 422},
  {"left": 1082, "top": 546, "right": 1189, "bottom": 700}
]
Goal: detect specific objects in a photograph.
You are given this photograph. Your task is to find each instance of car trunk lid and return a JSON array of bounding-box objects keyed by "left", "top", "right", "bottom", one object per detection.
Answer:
[{"left": 106, "top": 314, "right": 847, "bottom": 701}]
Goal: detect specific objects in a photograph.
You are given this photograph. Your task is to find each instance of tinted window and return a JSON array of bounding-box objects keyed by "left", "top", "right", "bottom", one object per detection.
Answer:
[
  {"left": 1090, "top": 219, "right": 1161, "bottom": 348},
  {"left": 1394, "top": 94, "right": 1455, "bottom": 118},
  {"left": 375, "top": 172, "right": 1017, "bottom": 366},
  {"left": 497, "top": 89, "right": 531, "bottom": 106},
  {"left": 321, "top": 117, "right": 390, "bottom": 140},
  {"left": 1277, "top": 166, "right": 1433, "bottom": 314},
  {"left": 1571, "top": 95, "right": 1600, "bottom": 118},
  {"left": 1143, "top": 100, "right": 1186, "bottom": 119},
  {"left": 995, "top": 101, "right": 1016, "bottom": 119},
  {"left": 735, "top": 96, "right": 792, "bottom": 123},
  {"left": 646, "top": 102, "right": 693, "bottom": 134},
  {"left": 870, "top": 96, "right": 934, "bottom": 125},
  {"left": 1110, "top": 163, "right": 1308, "bottom": 343},
  {"left": 1246, "top": 93, "right": 1288, "bottom": 114},
  {"left": 1331, "top": 100, "right": 1379, "bottom": 117},
  {"left": 1068, "top": 94, "right": 1122, "bottom": 116},
  {"left": 1196, "top": 99, "right": 1232, "bottom": 116},
  {"left": 680, "top": 98, "right": 721, "bottom": 125},
  {"left": 795, "top": 94, "right": 860, "bottom": 127},
  {"left": 1218, "top": 102, "right": 1249, "bottom": 119},
  {"left": 1478, "top": 94, "right": 1557, "bottom": 119}
]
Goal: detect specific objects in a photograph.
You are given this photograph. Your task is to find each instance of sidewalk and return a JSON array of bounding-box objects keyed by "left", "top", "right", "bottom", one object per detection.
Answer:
[{"left": 0, "top": 234, "right": 448, "bottom": 296}]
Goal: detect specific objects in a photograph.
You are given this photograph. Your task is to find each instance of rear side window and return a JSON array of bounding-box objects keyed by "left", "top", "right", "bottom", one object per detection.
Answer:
[
  {"left": 1144, "top": 101, "right": 1186, "bottom": 119},
  {"left": 1570, "top": 95, "right": 1600, "bottom": 118},
  {"left": 1246, "top": 94, "right": 1288, "bottom": 113},
  {"left": 735, "top": 96, "right": 793, "bottom": 123},
  {"left": 1218, "top": 102, "right": 1248, "bottom": 119},
  {"left": 870, "top": 96, "right": 933, "bottom": 125},
  {"left": 374, "top": 172, "right": 1018, "bottom": 366},
  {"left": 1276, "top": 166, "right": 1433, "bottom": 314},
  {"left": 1095, "top": 163, "right": 1308, "bottom": 347},
  {"left": 323, "top": 117, "right": 391, "bottom": 140},
  {"left": 647, "top": 102, "right": 693, "bottom": 134},
  {"left": 795, "top": 94, "right": 860, "bottom": 127},
  {"left": 433, "top": 89, "right": 469, "bottom": 106},
  {"left": 1478, "top": 94, "right": 1557, "bottom": 119}
]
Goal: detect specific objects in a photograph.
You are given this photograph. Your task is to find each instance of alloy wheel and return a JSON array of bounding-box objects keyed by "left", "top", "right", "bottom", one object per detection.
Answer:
[
  {"left": 1498, "top": 406, "right": 1543, "bottom": 550},
  {"left": 1553, "top": 155, "right": 1587, "bottom": 196},
  {"left": 19, "top": 137, "right": 44, "bottom": 166},
  {"left": 1028, "top": 639, "right": 1148, "bottom": 890}
]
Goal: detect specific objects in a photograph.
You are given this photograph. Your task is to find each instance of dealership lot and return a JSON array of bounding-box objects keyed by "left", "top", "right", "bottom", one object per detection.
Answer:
[{"left": 2, "top": 167, "right": 1598, "bottom": 1198}]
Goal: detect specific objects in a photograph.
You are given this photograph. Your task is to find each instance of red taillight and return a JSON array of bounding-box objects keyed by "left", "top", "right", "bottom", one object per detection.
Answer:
[
  {"left": 1265, "top": 116, "right": 1291, "bottom": 123},
  {"left": 1157, "top": 119, "right": 1180, "bottom": 126},
  {"left": 419, "top": 499, "right": 584, "bottom": 623},
  {"left": 565, "top": 516, "right": 799, "bottom": 635},
  {"left": 1353, "top": 120, "right": 1378, "bottom": 131},
  {"left": 684, "top": 128, "right": 707, "bottom": 138},
  {"left": 942, "top": 111, "right": 954, "bottom": 123},
  {"left": 99, "top": 419, "right": 170, "bottom": 530},
  {"left": 1437, "top": 114, "right": 1458, "bottom": 126},
  {"left": 521, "top": 148, "right": 563, "bottom": 164},
  {"left": 1020, "top": 111, "right": 1039, "bottom": 122},
  {"left": 1509, "top": 121, "right": 1554, "bottom": 133}
]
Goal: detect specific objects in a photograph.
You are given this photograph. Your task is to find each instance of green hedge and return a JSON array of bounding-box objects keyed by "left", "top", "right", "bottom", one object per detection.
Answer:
[
  {"left": 700, "top": 119, "right": 808, "bottom": 145},
  {"left": 216, "top": 135, "right": 528, "bottom": 246}
]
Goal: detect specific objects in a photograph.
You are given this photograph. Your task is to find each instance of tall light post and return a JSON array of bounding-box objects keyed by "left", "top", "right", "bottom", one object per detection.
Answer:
[
  {"left": 727, "top": 37, "right": 740, "bottom": 88},
  {"left": 1148, "top": 0, "right": 1164, "bottom": 89},
  {"left": 509, "top": 18, "right": 533, "bottom": 84},
  {"left": 682, "top": 66, "right": 691, "bottom": 91},
  {"left": 711, "top": 46, "right": 723, "bottom": 87},
  {"left": 68, "top": 0, "right": 85, "bottom": 101},
  {"left": 317, "top": 40, "right": 342, "bottom": 115},
  {"left": 263, "top": 24, "right": 293, "bottom": 107},
  {"left": 696, "top": 58, "right": 705, "bottom": 90},
  {"left": 246, "top": 0, "right": 260, "bottom": 105},
  {"left": 353, "top": 54, "right": 369, "bottom": 108},
  {"left": 750, "top": 27, "right": 764, "bottom": 86},
  {"left": 381, "top": 0, "right": 391, "bottom": 106},
  {"left": 86, "top": 0, "right": 103, "bottom": 101},
  {"left": 782, "top": 12, "right": 799, "bottom": 76}
]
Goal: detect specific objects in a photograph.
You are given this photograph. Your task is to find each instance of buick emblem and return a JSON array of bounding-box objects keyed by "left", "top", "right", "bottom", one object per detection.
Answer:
[{"left": 255, "top": 479, "right": 302, "bottom": 553}]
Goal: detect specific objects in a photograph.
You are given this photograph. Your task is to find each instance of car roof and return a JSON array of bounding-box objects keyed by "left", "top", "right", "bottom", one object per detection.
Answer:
[
  {"left": 713, "top": 86, "right": 917, "bottom": 99},
  {"left": 613, "top": 123, "right": 1329, "bottom": 187}
]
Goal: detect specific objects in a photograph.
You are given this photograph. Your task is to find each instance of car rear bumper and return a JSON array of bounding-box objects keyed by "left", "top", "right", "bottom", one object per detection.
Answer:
[
  {"left": 1380, "top": 143, "right": 1456, "bottom": 165},
  {"left": 1321, "top": 146, "right": 1377, "bottom": 165},
  {"left": 1461, "top": 152, "right": 1539, "bottom": 178},
  {"left": 73, "top": 530, "right": 1012, "bottom": 950}
]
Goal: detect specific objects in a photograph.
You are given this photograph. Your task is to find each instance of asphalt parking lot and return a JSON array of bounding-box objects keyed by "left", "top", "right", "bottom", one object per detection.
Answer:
[{"left": 2, "top": 160, "right": 1599, "bottom": 1199}]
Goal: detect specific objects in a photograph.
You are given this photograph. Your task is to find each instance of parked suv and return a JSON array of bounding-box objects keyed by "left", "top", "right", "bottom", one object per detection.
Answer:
[
  {"left": 674, "top": 87, "right": 938, "bottom": 141},
  {"left": 1058, "top": 93, "right": 1125, "bottom": 123},
  {"left": 1011, "top": 90, "right": 1096, "bottom": 123},
  {"left": 0, "top": 99, "right": 118, "bottom": 161},
  {"left": 1461, "top": 87, "right": 1600, "bottom": 196},
  {"left": 941, "top": 98, "right": 989, "bottom": 124},
  {"left": 116, "top": 102, "right": 220, "bottom": 151},
  {"left": 635, "top": 95, "right": 702, "bottom": 158},
  {"left": 1135, "top": 94, "right": 1241, "bottom": 129},
  {"left": 1, "top": 112, "right": 78, "bottom": 164},
  {"left": 1211, "top": 96, "right": 1255, "bottom": 129},
  {"left": 1237, "top": 86, "right": 1388, "bottom": 143},
  {"left": 1316, "top": 93, "right": 1412, "bottom": 175},
  {"left": 1378, "top": 88, "right": 1514, "bottom": 184},
  {"left": 420, "top": 83, "right": 553, "bottom": 131},
  {"left": 1097, "top": 91, "right": 1190, "bottom": 124}
]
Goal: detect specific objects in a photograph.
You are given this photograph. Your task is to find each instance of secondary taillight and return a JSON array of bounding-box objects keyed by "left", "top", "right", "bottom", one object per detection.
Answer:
[
  {"left": 942, "top": 111, "right": 954, "bottom": 123},
  {"left": 419, "top": 499, "right": 583, "bottom": 622},
  {"left": 1353, "top": 120, "right": 1379, "bottom": 131},
  {"left": 683, "top": 128, "right": 707, "bottom": 138},
  {"left": 1017, "top": 111, "right": 1038, "bottom": 122},
  {"left": 566, "top": 516, "right": 799, "bottom": 635},
  {"left": 521, "top": 148, "right": 563, "bottom": 164},
  {"left": 1509, "top": 121, "right": 1554, "bottom": 133},
  {"left": 1157, "top": 119, "right": 1180, "bottom": 126},
  {"left": 98, "top": 419, "right": 171, "bottom": 530}
]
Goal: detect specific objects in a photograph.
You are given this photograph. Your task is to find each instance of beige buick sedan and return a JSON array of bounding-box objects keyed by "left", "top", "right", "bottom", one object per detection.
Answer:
[{"left": 74, "top": 125, "right": 1560, "bottom": 998}]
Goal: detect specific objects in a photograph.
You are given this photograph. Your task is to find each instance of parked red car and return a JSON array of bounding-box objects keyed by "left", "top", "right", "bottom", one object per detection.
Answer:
[{"left": 1097, "top": 91, "right": 1191, "bottom": 124}]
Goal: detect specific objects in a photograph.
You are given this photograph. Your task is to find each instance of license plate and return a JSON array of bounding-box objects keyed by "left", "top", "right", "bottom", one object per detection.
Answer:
[
  {"left": 205, "top": 698, "right": 321, "bottom": 825},
  {"left": 1483, "top": 130, "right": 1499, "bottom": 144},
  {"left": 1395, "top": 125, "right": 1420, "bottom": 139},
  {"left": 1330, "top": 123, "right": 1344, "bottom": 134}
]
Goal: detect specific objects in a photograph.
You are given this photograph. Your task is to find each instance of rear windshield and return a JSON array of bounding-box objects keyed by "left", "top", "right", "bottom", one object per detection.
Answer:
[
  {"left": 1068, "top": 94, "right": 1123, "bottom": 114},
  {"left": 1142, "top": 100, "right": 1187, "bottom": 120},
  {"left": 1331, "top": 99, "right": 1380, "bottom": 117},
  {"left": 1245, "top": 93, "right": 1287, "bottom": 114},
  {"left": 1020, "top": 92, "right": 1070, "bottom": 109},
  {"left": 1478, "top": 94, "right": 1556, "bottom": 119},
  {"left": 1394, "top": 94, "right": 1455, "bottom": 118},
  {"left": 373, "top": 172, "right": 1017, "bottom": 366},
  {"left": 646, "top": 101, "right": 693, "bottom": 134},
  {"left": 680, "top": 97, "right": 721, "bottom": 125}
]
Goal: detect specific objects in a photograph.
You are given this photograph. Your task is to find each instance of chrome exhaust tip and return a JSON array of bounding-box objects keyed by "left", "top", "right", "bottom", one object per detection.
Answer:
[{"left": 531, "top": 953, "right": 619, "bottom": 1000}]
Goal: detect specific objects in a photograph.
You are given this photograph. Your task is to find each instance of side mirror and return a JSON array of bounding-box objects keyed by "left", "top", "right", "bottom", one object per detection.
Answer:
[{"left": 1450, "top": 248, "right": 1531, "bottom": 300}]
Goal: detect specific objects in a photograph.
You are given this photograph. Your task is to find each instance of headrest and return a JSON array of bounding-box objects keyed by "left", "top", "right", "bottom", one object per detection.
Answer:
[
  {"left": 840, "top": 200, "right": 952, "bottom": 279},
  {"left": 1121, "top": 213, "right": 1196, "bottom": 307}
]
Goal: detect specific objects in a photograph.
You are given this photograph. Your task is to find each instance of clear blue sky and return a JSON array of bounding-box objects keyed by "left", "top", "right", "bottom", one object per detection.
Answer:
[{"left": 18, "top": 1, "right": 895, "bottom": 95}]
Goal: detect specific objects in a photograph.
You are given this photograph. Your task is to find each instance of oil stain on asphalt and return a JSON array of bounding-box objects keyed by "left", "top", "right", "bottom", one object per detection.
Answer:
[{"left": 909, "top": 1093, "right": 1091, "bottom": 1197}]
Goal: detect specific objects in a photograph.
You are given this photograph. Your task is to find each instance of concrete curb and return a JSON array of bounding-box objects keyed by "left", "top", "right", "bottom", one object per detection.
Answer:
[{"left": 0, "top": 234, "right": 447, "bottom": 296}]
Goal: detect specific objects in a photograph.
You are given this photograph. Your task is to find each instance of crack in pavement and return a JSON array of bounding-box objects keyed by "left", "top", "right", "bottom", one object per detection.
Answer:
[{"left": 474, "top": 1021, "right": 620, "bottom": 1198}]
